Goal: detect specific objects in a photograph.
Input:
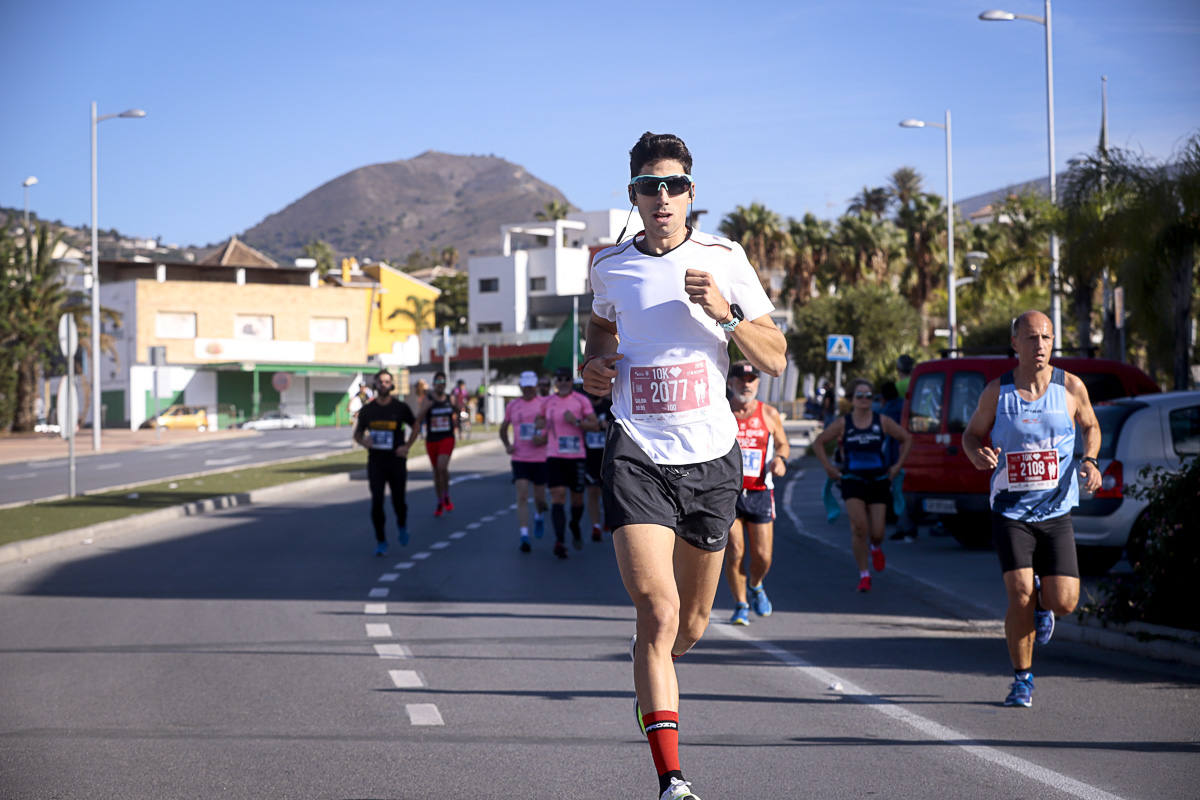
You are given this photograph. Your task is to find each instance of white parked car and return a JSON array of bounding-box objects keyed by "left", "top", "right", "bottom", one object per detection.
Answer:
[
  {"left": 1073, "top": 390, "right": 1200, "bottom": 575},
  {"left": 240, "top": 410, "right": 307, "bottom": 431}
]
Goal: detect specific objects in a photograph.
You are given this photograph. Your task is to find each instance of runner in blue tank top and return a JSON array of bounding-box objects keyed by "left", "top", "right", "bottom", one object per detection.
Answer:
[{"left": 962, "top": 311, "right": 1102, "bottom": 709}]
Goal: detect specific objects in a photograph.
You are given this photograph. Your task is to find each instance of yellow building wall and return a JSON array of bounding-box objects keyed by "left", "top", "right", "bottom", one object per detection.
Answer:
[
  {"left": 136, "top": 280, "right": 370, "bottom": 364},
  {"left": 366, "top": 266, "right": 441, "bottom": 357}
]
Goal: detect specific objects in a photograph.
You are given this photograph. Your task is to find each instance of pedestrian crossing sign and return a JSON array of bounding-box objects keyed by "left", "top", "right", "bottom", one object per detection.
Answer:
[{"left": 826, "top": 334, "right": 854, "bottom": 362}]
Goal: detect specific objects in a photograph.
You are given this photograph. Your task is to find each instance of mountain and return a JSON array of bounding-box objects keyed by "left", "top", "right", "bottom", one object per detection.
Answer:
[{"left": 240, "top": 150, "right": 572, "bottom": 264}]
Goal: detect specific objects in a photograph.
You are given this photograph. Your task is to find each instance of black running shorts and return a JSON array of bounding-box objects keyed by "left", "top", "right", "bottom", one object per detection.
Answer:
[
  {"left": 547, "top": 456, "right": 586, "bottom": 493},
  {"left": 511, "top": 460, "right": 548, "bottom": 485},
  {"left": 991, "top": 512, "right": 1079, "bottom": 577},
  {"left": 585, "top": 447, "right": 604, "bottom": 487},
  {"left": 840, "top": 475, "right": 891, "bottom": 506},
  {"left": 735, "top": 488, "right": 775, "bottom": 524},
  {"left": 601, "top": 423, "right": 741, "bottom": 552}
]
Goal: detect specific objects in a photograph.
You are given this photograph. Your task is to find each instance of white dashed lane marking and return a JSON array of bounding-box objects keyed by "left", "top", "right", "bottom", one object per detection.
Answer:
[
  {"left": 389, "top": 670, "right": 425, "bottom": 689},
  {"left": 480, "top": 515, "right": 496, "bottom": 522},
  {"left": 429, "top": 541, "right": 450, "bottom": 550},
  {"left": 411, "top": 552, "right": 431, "bottom": 560},
  {"left": 406, "top": 704, "right": 444, "bottom": 726},
  {"left": 366, "top": 623, "right": 392, "bottom": 638},
  {"left": 449, "top": 531, "right": 467, "bottom": 539},
  {"left": 374, "top": 644, "right": 411, "bottom": 659},
  {"left": 364, "top": 604, "right": 387, "bottom": 615},
  {"left": 466, "top": 522, "right": 482, "bottom": 530},
  {"left": 94, "top": 462, "right": 122, "bottom": 471},
  {"left": 378, "top": 573, "right": 399, "bottom": 582},
  {"left": 368, "top": 588, "right": 389, "bottom": 598},
  {"left": 393, "top": 562, "right": 415, "bottom": 569}
]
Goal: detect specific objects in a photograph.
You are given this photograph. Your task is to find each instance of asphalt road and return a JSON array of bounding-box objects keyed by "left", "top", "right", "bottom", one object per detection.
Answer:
[
  {"left": 0, "top": 445, "right": 1197, "bottom": 799},
  {"left": 0, "top": 427, "right": 359, "bottom": 506}
]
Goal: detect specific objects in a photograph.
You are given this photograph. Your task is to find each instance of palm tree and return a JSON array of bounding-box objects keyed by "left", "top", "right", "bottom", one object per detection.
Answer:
[
  {"left": 847, "top": 186, "right": 891, "bottom": 218},
  {"left": 534, "top": 201, "right": 569, "bottom": 222},
  {"left": 388, "top": 295, "right": 435, "bottom": 333},
  {"left": 889, "top": 167, "right": 923, "bottom": 210},
  {"left": 786, "top": 213, "right": 832, "bottom": 303},
  {"left": 719, "top": 204, "right": 793, "bottom": 300},
  {"left": 303, "top": 239, "right": 337, "bottom": 276},
  {"left": 5, "top": 225, "right": 68, "bottom": 431},
  {"left": 895, "top": 193, "right": 947, "bottom": 346},
  {"left": 439, "top": 246, "right": 459, "bottom": 270}
]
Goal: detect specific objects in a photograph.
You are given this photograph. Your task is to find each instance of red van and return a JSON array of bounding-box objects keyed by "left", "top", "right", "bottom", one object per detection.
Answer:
[{"left": 900, "top": 355, "right": 1159, "bottom": 550}]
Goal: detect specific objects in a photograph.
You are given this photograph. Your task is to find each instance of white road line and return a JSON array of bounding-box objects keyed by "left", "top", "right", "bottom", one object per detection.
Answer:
[
  {"left": 259, "top": 441, "right": 291, "bottom": 449},
  {"left": 772, "top": 479, "right": 1129, "bottom": 800},
  {"left": 429, "top": 541, "right": 450, "bottom": 550},
  {"left": 366, "top": 623, "right": 393, "bottom": 638},
  {"left": 480, "top": 515, "right": 496, "bottom": 522},
  {"left": 393, "top": 562, "right": 415, "bottom": 569},
  {"left": 448, "top": 473, "right": 482, "bottom": 486},
  {"left": 389, "top": 670, "right": 425, "bottom": 689},
  {"left": 466, "top": 522, "right": 482, "bottom": 530},
  {"left": 509, "top": 503, "right": 517, "bottom": 509},
  {"left": 374, "top": 643, "right": 411, "bottom": 659},
  {"left": 411, "top": 552, "right": 431, "bottom": 560},
  {"left": 405, "top": 703, "right": 444, "bottom": 726},
  {"left": 368, "top": 588, "right": 389, "bottom": 598},
  {"left": 28, "top": 460, "right": 67, "bottom": 468},
  {"left": 378, "top": 573, "right": 399, "bottom": 582},
  {"left": 297, "top": 439, "right": 333, "bottom": 447},
  {"left": 165, "top": 453, "right": 188, "bottom": 459},
  {"left": 94, "top": 462, "right": 122, "bottom": 471},
  {"left": 364, "top": 603, "right": 387, "bottom": 615},
  {"left": 204, "top": 455, "right": 252, "bottom": 466},
  {"left": 449, "top": 531, "right": 467, "bottom": 539},
  {"left": 6, "top": 472, "right": 37, "bottom": 480}
]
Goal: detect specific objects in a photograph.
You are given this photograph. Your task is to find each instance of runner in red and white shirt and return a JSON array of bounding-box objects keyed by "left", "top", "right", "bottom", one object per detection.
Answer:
[
  {"left": 500, "top": 371, "right": 549, "bottom": 553},
  {"left": 725, "top": 361, "right": 789, "bottom": 626},
  {"left": 581, "top": 132, "right": 787, "bottom": 800},
  {"left": 543, "top": 367, "right": 598, "bottom": 558}
]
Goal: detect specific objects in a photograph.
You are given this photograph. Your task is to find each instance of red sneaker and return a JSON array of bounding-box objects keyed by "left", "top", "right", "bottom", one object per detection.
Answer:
[
  {"left": 871, "top": 547, "right": 886, "bottom": 572},
  {"left": 434, "top": 500, "right": 444, "bottom": 518},
  {"left": 857, "top": 575, "right": 872, "bottom": 592},
  {"left": 443, "top": 496, "right": 454, "bottom": 512},
  {"left": 591, "top": 525, "right": 603, "bottom": 542}
]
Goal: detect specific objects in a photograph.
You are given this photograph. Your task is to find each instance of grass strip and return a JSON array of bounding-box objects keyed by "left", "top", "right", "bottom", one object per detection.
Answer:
[{"left": 0, "top": 441, "right": 435, "bottom": 546}]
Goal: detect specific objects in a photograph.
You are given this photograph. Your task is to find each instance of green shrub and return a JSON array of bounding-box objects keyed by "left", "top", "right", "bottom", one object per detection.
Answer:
[{"left": 1082, "top": 456, "right": 1200, "bottom": 631}]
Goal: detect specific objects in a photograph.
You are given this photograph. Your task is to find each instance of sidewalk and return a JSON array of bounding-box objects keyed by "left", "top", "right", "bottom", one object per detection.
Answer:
[{"left": 0, "top": 427, "right": 262, "bottom": 466}]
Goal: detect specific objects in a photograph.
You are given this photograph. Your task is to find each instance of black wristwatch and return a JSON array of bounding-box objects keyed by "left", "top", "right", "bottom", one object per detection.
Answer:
[
  {"left": 718, "top": 303, "right": 744, "bottom": 332},
  {"left": 1081, "top": 456, "right": 1099, "bottom": 468}
]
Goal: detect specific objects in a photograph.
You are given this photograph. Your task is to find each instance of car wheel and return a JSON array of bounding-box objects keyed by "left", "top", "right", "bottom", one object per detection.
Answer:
[
  {"left": 947, "top": 512, "right": 993, "bottom": 550},
  {"left": 1076, "top": 546, "right": 1124, "bottom": 577}
]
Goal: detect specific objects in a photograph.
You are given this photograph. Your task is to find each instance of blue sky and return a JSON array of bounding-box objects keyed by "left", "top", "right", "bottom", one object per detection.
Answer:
[{"left": 3, "top": 0, "right": 1197, "bottom": 249}]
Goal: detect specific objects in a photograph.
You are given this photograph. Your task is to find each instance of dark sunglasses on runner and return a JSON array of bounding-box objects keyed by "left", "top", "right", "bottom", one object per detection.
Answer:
[
  {"left": 854, "top": 391, "right": 873, "bottom": 399},
  {"left": 629, "top": 174, "right": 693, "bottom": 197}
]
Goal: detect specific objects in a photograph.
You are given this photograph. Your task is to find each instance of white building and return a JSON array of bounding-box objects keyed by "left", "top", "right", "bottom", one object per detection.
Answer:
[{"left": 467, "top": 209, "right": 643, "bottom": 334}]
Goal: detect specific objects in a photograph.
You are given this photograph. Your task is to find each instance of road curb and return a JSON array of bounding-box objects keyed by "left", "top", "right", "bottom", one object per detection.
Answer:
[{"left": 0, "top": 438, "right": 503, "bottom": 567}]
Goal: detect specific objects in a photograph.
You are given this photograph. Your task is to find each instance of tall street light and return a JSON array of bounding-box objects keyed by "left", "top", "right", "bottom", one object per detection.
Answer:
[
  {"left": 900, "top": 111, "right": 957, "bottom": 354},
  {"left": 980, "top": 2, "right": 1061, "bottom": 351},
  {"left": 22, "top": 176, "right": 38, "bottom": 236},
  {"left": 90, "top": 102, "right": 146, "bottom": 451}
]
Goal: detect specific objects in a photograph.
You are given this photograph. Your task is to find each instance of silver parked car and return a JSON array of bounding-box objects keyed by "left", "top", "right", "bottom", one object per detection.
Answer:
[
  {"left": 240, "top": 410, "right": 308, "bottom": 431},
  {"left": 1074, "top": 390, "right": 1200, "bottom": 575}
]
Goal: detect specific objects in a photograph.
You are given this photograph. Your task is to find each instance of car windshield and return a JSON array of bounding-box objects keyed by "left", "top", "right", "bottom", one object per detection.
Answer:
[{"left": 1079, "top": 402, "right": 1144, "bottom": 460}]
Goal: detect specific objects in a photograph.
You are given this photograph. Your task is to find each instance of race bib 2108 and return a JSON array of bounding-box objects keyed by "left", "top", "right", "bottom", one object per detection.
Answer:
[{"left": 1005, "top": 449, "right": 1059, "bottom": 492}]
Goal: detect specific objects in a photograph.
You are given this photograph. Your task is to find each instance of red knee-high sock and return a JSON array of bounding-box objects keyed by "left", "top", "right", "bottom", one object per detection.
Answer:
[{"left": 642, "top": 710, "right": 682, "bottom": 781}]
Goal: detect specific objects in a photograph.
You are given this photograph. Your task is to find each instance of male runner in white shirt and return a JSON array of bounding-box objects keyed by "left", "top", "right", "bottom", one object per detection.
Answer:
[{"left": 582, "top": 131, "right": 787, "bottom": 800}]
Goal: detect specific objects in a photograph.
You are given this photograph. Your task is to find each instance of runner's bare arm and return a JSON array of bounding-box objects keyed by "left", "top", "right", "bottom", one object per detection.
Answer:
[
  {"left": 880, "top": 414, "right": 913, "bottom": 479},
  {"left": 683, "top": 269, "right": 787, "bottom": 376},
  {"left": 766, "top": 405, "right": 789, "bottom": 477},
  {"left": 582, "top": 316, "right": 622, "bottom": 396},
  {"left": 811, "top": 416, "right": 844, "bottom": 480},
  {"left": 1067, "top": 373, "right": 1103, "bottom": 493},
  {"left": 962, "top": 380, "right": 1002, "bottom": 470},
  {"left": 533, "top": 413, "right": 547, "bottom": 446},
  {"left": 499, "top": 419, "right": 513, "bottom": 454},
  {"left": 580, "top": 413, "right": 600, "bottom": 432},
  {"left": 406, "top": 398, "right": 430, "bottom": 447}
]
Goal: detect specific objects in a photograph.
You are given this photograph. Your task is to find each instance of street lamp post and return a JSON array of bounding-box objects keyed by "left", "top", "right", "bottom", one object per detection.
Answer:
[
  {"left": 90, "top": 102, "right": 146, "bottom": 451},
  {"left": 900, "top": 111, "right": 956, "bottom": 354},
  {"left": 980, "top": 1, "right": 1060, "bottom": 351},
  {"left": 22, "top": 176, "right": 38, "bottom": 236}
]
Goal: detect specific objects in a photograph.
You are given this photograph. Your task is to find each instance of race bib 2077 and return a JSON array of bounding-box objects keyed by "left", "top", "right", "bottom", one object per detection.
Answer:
[{"left": 630, "top": 360, "right": 710, "bottom": 417}]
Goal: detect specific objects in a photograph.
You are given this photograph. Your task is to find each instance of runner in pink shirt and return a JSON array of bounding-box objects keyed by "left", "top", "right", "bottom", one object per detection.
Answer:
[
  {"left": 543, "top": 366, "right": 599, "bottom": 558},
  {"left": 500, "top": 371, "right": 550, "bottom": 552}
]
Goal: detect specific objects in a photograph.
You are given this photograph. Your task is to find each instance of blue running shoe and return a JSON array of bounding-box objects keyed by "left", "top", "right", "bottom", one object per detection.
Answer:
[
  {"left": 1003, "top": 673, "right": 1034, "bottom": 708},
  {"left": 731, "top": 603, "right": 750, "bottom": 626},
  {"left": 533, "top": 515, "right": 545, "bottom": 539},
  {"left": 373, "top": 541, "right": 388, "bottom": 557},
  {"left": 519, "top": 536, "right": 531, "bottom": 553},
  {"left": 396, "top": 526, "right": 409, "bottom": 547},
  {"left": 1035, "top": 608, "right": 1055, "bottom": 645},
  {"left": 748, "top": 585, "right": 773, "bottom": 617}
]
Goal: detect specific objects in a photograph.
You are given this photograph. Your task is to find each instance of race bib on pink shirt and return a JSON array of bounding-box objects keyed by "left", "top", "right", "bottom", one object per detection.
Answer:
[
  {"left": 1005, "top": 450, "right": 1059, "bottom": 492},
  {"left": 630, "top": 361, "right": 711, "bottom": 417}
]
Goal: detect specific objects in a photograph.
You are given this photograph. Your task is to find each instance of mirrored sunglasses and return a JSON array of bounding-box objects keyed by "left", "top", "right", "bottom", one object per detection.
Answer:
[
  {"left": 629, "top": 173, "right": 693, "bottom": 197},
  {"left": 854, "top": 392, "right": 873, "bottom": 398}
]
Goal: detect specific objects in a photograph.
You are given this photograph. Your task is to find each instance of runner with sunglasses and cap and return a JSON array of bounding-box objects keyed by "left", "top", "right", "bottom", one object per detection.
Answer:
[
  {"left": 500, "top": 370, "right": 550, "bottom": 552},
  {"left": 811, "top": 378, "right": 912, "bottom": 592},
  {"left": 544, "top": 366, "right": 599, "bottom": 558},
  {"left": 408, "top": 371, "right": 458, "bottom": 517},
  {"left": 583, "top": 131, "right": 787, "bottom": 800},
  {"left": 725, "top": 361, "right": 789, "bottom": 625}
]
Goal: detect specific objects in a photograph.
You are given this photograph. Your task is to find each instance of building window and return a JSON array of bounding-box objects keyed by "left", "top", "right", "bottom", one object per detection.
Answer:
[
  {"left": 235, "top": 314, "right": 274, "bottom": 340},
  {"left": 310, "top": 316, "right": 348, "bottom": 343},
  {"left": 529, "top": 276, "right": 546, "bottom": 291},
  {"left": 477, "top": 322, "right": 502, "bottom": 333},
  {"left": 479, "top": 278, "right": 499, "bottom": 293},
  {"left": 155, "top": 311, "right": 196, "bottom": 339}
]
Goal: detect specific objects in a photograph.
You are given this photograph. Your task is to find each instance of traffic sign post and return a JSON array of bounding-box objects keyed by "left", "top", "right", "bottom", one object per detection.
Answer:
[
  {"left": 149, "top": 346, "right": 167, "bottom": 439},
  {"left": 59, "top": 314, "right": 79, "bottom": 498},
  {"left": 826, "top": 334, "right": 854, "bottom": 412}
]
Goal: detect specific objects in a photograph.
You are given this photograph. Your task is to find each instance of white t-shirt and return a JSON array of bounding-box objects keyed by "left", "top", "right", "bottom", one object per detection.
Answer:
[{"left": 590, "top": 229, "right": 775, "bottom": 465}]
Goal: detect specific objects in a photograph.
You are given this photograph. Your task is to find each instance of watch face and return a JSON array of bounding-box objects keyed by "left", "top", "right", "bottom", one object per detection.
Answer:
[{"left": 730, "top": 303, "right": 744, "bottom": 321}]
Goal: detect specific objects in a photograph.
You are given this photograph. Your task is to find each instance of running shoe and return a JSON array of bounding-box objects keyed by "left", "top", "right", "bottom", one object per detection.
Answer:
[
  {"left": 373, "top": 541, "right": 388, "bottom": 557},
  {"left": 433, "top": 500, "right": 444, "bottom": 518},
  {"left": 857, "top": 575, "right": 872, "bottom": 592},
  {"left": 591, "top": 524, "right": 603, "bottom": 542},
  {"left": 660, "top": 777, "right": 702, "bottom": 800},
  {"left": 396, "top": 526, "right": 409, "bottom": 547},
  {"left": 443, "top": 496, "right": 454, "bottom": 512},
  {"left": 533, "top": 515, "right": 545, "bottom": 539},
  {"left": 748, "top": 585, "right": 773, "bottom": 617},
  {"left": 730, "top": 603, "right": 750, "bottom": 626},
  {"left": 519, "top": 536, "right": 531, "bottom": 553},
  {"left": 553, "top": 542, "right": 569, "bottom": 559},
  {"left": 871, "top": 546, "right": 886, "bottom": 572},
  {"left": 1003, "top": 673, "right": 1034, "bottom": 708}
]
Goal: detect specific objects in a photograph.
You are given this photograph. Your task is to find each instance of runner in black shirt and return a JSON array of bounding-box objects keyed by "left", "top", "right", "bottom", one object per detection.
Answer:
[{"left": 354, "top": 369, "right": 417, "bottom": 556}]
